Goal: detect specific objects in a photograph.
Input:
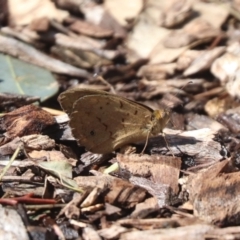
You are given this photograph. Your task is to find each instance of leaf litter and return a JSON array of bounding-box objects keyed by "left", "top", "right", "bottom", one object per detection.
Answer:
[{"left": 1, "top": 0, "right": 240, "bottom": 239}]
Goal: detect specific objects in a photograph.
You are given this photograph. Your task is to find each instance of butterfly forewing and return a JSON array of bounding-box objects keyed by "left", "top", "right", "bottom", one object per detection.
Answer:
[
  {"left": 58, "top": 88, "right": 112, "bottom": 115},
  {"left": 70, "top": 94, "right": 154, "bottom": 153}
]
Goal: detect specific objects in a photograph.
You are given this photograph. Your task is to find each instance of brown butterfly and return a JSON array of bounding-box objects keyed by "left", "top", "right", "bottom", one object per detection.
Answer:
[{"left": 58, "top": 88, "right": 170, "bottom": 154}]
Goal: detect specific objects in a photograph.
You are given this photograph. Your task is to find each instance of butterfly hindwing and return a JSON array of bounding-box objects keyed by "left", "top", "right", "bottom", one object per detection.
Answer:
[{"left": 70, "top": 94, "right": 154, "bottom": 153}]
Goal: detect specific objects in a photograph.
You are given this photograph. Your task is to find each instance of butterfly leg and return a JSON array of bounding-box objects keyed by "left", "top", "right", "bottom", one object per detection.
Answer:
[
  {"left": 163, "top": 132, "right": 175, "bottom": 157},
  {"left": 140, "top": 130, "right": 151, "bottom": 155}
]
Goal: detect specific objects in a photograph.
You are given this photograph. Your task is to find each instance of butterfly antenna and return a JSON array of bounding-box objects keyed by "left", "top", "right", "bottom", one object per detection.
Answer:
[
  {"left": 180, "top": 81, "right": 192, "bottom": 91},
  {"left": 168, "top": 81, "right": 193, "bottom": 129},
  {"left": 94, "top": 74, "right": 116, "bottom": 94}
]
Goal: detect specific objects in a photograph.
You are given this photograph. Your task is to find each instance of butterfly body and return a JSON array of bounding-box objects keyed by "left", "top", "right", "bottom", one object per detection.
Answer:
[{"left": 58, "top": 88, "right": 169, "bottom": 154}]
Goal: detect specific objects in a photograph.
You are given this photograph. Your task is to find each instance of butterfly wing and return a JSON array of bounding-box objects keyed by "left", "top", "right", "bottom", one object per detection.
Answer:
[
  {"left": 58, "top": 88, "right": 111, "bottom": 115},
  {"left": 69, "top": 94, "right": 154, "bottom": 153}
]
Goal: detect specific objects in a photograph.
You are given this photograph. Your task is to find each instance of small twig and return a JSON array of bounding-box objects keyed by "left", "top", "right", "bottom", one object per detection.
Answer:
[
  {"left": 0, "top": 176, "right": 43, "bottom": 185},
  {"left": 25, "top": 203, "right": 66, "bottom": 210},
  {"left": 0, "top": 145, "right": 22, "bottom": 181},
  {"left": 0, "top": 194, "right": 57, "bottom": 205}
]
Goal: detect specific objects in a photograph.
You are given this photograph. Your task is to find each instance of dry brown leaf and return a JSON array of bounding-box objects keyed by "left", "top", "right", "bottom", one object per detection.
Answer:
[
  {"left": 204, "top": 96, "right": 239, "bottom": 118},
  {"left": 117, "top": 154, "right": 181, "bottom": 195},
  {"left": 187, "top": 159, "right": 240, "bottom": 225},
  {"left": 74, "top": 174, "right": 147, "bottom": 208},
  {"left": 98, "top": 225, "right": 128, "bottom": 239},
  {"left": 0, "top": 105, "right": 56, "bottom": 139},
  {"left": 183, "top": 47, "right": 225, "bottom": 76},
  {"left": 159, "top": 0, "right": 193, "bottom": 28},
  {"left": 0, "top": 35, "right": 91, "bottom": 78},
  {"left": 217, "top": 107, "right": 240, "bottom": 134},
  {"left": 177, "top": 50, "right": 205, "bottom": 71},
  {"left": 28, "top": 17, "right": 50, "bottom": 32},
  {"left": 192, "top": 1, "right": 230, "bottom": 29},
  {"left": 161, "top": 128, "right": 223, "bottom": 164},
  {"left": 126, "top": 4, "right": 170, "bottom": 60},
  {"left": 104, "top": 0, "right": 143, "bottom": 26},
  {"left": 184, "top": 18, "right": 222, "bottom": 40},
  {"left": 8, "top": 0, "right": 68, "bottom": 26},
  {"left": 137, "top": 63, "right": 177, "bottom": 80},
  {"left": 69, "top": 20, "right": 113, "bottom": 38},
  {"left": 121, "top": 224, "right": 214, "bottom": 240},
  {"left": 29, "top": 150, "right": 67, "bottom": 161},
  {"left": 80, "top": 3, "right": 126, "bottom": 38},
  {"left": 130, "top": 197, "right": 158, "bottom": 218},
  {"left": 55, "top": 33, "right": 104, "bottom": 50},
  {"left": 21, "top": 134, "right": 55, "bottom": 150},
  {"left": 211, "top": 46, "right": 240, "bottom": 99},
  {"left": 150, "top": 43, "right": 188, "bottom": 64},
  {"left": 186, "top": 114, "right": 226, "bottom": 132}
]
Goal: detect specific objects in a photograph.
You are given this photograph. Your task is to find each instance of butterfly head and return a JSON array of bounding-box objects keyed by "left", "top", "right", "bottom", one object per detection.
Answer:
[{"left": 151, "top": 109, "right": 170, "bottom": 135}]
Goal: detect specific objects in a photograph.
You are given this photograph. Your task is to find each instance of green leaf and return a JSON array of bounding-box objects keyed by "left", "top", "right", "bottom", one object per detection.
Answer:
[
  {"left": 0, "top": 54, "right": 59, "bottom": 102},
  {"left": 39, "top": 160, "right": 83, "bottom": 192},
  {"left": 39, "top": 160, "right": 72, "bottom": 179}
]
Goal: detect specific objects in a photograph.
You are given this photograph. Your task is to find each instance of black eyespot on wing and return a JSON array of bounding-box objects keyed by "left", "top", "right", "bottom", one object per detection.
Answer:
[
  {"left": 90, "top": 130, "right": 95, "bottom": 136},
  {"left": 109, "top": 131, "right": 114, "bottom": 140},
  {"left": 102, "top": 123, "right": 108, "bottom": 130},
  {"left": 119, "top": 100, "right": 123, "bottom": 108}
]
